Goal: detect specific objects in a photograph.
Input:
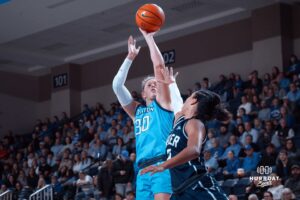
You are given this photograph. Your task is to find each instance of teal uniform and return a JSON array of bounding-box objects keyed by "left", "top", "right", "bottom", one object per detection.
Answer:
[{"left": 134, "top": 99, "right": 173, "bottom": 200}]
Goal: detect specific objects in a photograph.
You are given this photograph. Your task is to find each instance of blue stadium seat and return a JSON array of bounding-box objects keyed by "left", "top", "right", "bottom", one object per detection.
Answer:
[
  {"left": 220, "top": 178, "right": 238, "bottom": 195},
  {"left": 233, "top": 177, "right": 251, "bottom": 199}
]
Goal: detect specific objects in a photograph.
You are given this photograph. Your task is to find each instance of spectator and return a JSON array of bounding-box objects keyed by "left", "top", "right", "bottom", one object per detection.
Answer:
[
  {"left": 210, "top": 138, "right": 224, "bottom": 159},
  {"left": 277, "top": 72, "right": 291, "bottom": 92},
  {"left": 276, "top": 150, "right": 292, "bottom": 182},
  {"left": 270, "top": 98, "right": 281, "bottom": 120},
  {"left": 98, "top": 159, "right": 114, "bottom": 200},
  {"left": 242, "top": 134, "right": 260, "bottom": 153},
  {"left": 81, "top": 150, "right": 92, "bottom": 170},
  {"left": 203, "top": 150, "right": 218, "bottom": 174},
  {"left": 281, "top": 188, "right": 296, "bottom": 200},
  {"left": 89, "top": 139, "right": 107, "bottom": 161},
  {"left": 204, "top": 128, "right": 215, "bottom": 151},
  {"left": 240, "top": 122, "right": 259, "bottom": 146},
  {"left": 95, "top": 127, "right": 106, "bottom": 143},
  {"left": 36, "top": 176, "right": 46, "bottom": 189},
  {"left": 237, "top": 107, "right": 250, "bottom": 123},
  {"left": 284, "top": 139, "right": 300, "bottom": 160},
  {"left": 267, "top": 174, "right": 284, "bottom": 200},
  {"left": 280, "top": 106, "right": 295, "bottom": 128},
  {"left": 263, "top": 191, "right": 274, "bottom": 200},
  {"left": 248, "top": 194, "right": 259, "bottom": 200},
  {"left": 284, "top": 164, "right": 300, "bottom": 199},
  {"left": 266, "top": 88, "right": 276, "bottom": 107},
  {"left": 122, "top": 126, "right": 135, "bottom": 150},
  {"left": 287, "top": 54, "right": 300, "bottom": 75},
  {"left": 112, "top": 150, "right": 134, "bottom": 197},
  {"left": 241, "top": 144, "right": 260, "bottom": 176},
  {"left": 286, "top": 83, "right": 300, "bottom": 104},
  {"left": 246, "top": 180, "right": 267, "bottom": 199},
  {"left": 17, "top": 170, "right": 27, "bottom": 187},
  {"left": 129, "top": 152, "right": 138, "bottom": 191},
  {"left": 75, "top": 171, "right": 94, "bottom": 200},
  {"left": 59, "top": 148, "right": 73, "bottom": 170},
  {"left": 112, "top": 138, "right": 126, "bottom": 159},
  {"left": 274, "top": 118, "right": 295, "bottom": 147},
  {"left": 234, "top": 74, "right": 243, "bottom": 89},
  {"left": 218, "top": 124, "right": 232, "bottom": 149},
  {"left": 12, "top": 181, "right": 23, "bottom": 200},
  {"left": 107, "top": 128, "right": 119, "bottom": 151},
  {"left": 27, "top": 168, "right": 38, "bottom": 189},
  {"left": 223, "top": 150, "right": 240, "bottom": 179},
  {"left": 37, "top": 156, "right": 51, "bottom": 180},
  {"left": 263, "top": 73, "right": 272, "bottom": 86},
  {"left": 258, "top": 100, "right": 271, "bottom": 122},
  {"left": 73, "top": 153, "right": 83, "bottom": 174},
  {"left": 51, "top": 175, "right": 63, "bottom": 200},
  {"left": 238, "top": 96, "right": 252, "bottom": 115},
  {"left": 220, "top": 135, "right": 241, "bottom": 160},
  {"left": 259, "top": 143, "right": 277, "bottom": 167},
  {"left": 271, "top": 66, "right": 280, "bottom": 81}
]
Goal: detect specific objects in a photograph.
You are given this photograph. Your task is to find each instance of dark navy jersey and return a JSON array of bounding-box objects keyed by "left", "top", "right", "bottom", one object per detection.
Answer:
[{"left": 166, "top": 116, "right": 207, "bottom": 189}]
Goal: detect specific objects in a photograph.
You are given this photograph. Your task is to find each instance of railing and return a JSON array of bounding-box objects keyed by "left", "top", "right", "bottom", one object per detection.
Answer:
[
  {"left": 29, "top": 185, "right": 53, "bottom": 200},
  {"left": 0, "top": 190, "right": 12, "bottom": 200}
]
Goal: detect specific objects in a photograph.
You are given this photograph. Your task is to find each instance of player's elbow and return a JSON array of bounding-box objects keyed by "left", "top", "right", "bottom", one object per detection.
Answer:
[
  {"left": 112, "top": 77, "right": 120, "bottom": 93},
  {"left": 189, "top": 145, "right": 200, "bottom": 157}
]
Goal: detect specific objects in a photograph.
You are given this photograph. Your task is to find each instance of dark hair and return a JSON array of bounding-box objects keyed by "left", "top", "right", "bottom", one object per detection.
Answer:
[
  {"left": 264, "top": 191, "right": 273, "bottom": 197},
  {"left": 193, "top": 90, "right": 230, "bottom": 122}
]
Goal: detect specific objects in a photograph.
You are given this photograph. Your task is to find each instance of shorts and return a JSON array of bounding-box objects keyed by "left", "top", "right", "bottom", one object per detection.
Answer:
[
  {"left": 171, "top": 174, "right": 228, "bottom": 200},
  {"left": 136, "top": 168, "right": 172, "bottom": 200}
]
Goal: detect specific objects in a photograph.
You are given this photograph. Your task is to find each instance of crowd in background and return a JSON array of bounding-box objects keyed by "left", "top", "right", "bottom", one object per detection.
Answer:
[{"left": 0, "top": 54, "right": 300, "bottom": 200}]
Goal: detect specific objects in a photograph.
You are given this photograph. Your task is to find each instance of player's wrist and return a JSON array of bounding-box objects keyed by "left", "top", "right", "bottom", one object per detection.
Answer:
[
  {"left": 127, "top": 53, "right": 136, "bottom": 60},
  {"left": 159, "top": 164, "right": 166, "bottom": 171}
]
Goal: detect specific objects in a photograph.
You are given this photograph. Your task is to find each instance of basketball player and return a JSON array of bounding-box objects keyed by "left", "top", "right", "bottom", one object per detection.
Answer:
[
  {"left": 141, "top": 68, "right": 229, "bottom": 200},
  {"left": 112, "top": 29, "right": 178, "bottom": 200}
]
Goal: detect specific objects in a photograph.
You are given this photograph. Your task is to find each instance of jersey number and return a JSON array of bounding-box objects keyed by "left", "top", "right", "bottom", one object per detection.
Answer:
[
  {"left": 135, "top": 116, "right": 150, "bottom": 135},
  {"left": 167, "top": 149, "right": 172, "bottom": 160}
]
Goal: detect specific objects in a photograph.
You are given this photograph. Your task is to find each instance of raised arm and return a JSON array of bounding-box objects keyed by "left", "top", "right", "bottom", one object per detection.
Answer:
[
  {"left": 157, "top": 67, "right": 183, "bottom": 115},
  {"left": 112, "top": 36, "right": 141, "bottom": 119},
  {"left": 139, "top": 28, "right": 171, "bottom": 110}
]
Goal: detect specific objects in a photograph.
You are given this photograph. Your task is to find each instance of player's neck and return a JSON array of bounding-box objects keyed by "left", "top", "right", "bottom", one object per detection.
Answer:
[
  {"left": 183, "top": 109, "right": 195, "bottom": 119},
  {"left": 145, "top": 99, "right": 153, "bottom": 106}
]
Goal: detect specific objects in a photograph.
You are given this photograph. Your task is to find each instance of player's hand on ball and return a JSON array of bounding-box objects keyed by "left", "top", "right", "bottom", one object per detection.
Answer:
[
  {"left": 141, "top": 165, "right": 165, "bottom": 175},
  {"left": 157, "top": 66, "right": 179, "bottom": 85},
  {"left": 127, "top": 35, "right": 141, "bottom": 60},
  {"left": 139, "top": 28, "right": 158, "bottom": 38}
]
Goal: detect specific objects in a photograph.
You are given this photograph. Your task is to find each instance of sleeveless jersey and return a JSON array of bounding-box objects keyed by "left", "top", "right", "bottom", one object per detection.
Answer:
[
  {"left": 134, "top": 99, "right": 174, "bottom": 164},
  {"left": 166, "top": 116, "right": 207, "bottom": 189}
]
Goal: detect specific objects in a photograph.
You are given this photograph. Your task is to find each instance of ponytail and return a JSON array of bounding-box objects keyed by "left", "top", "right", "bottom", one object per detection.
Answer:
[
  {"left": 193, "top": 89, "right": 231, "bottom": 122},
  {"left": 212, "top": 105, "right": 231, "bottom": 122}
]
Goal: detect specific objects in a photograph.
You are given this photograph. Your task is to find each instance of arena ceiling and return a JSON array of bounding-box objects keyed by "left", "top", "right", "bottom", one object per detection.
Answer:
[{"left": 0, "top": 0, "right": 297, "bottom": 76}]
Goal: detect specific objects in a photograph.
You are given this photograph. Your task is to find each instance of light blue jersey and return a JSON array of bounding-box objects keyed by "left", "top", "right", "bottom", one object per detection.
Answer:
[
  {"left": 134, "top": 99, "right": 174, "bottom": 199},
  {"left": 134, "top": 99, "right": 174, "bottom": 164}
]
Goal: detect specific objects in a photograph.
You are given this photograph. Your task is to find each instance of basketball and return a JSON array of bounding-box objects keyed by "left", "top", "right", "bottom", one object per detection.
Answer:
[{"left": 135, "top": 4, "right": 165, "bottom": 33}]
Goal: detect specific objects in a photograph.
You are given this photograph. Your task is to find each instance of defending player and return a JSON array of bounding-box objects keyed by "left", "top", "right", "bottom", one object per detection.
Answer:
[{"left": 141, "top": 68, "right": 229, "bottom": 200}]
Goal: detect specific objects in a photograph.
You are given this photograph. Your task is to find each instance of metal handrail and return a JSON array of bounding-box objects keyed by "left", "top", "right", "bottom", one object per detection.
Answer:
[
  {"left": 0, "top": 190, "right": 12, "bottom": 200},
  {"left": 29, "top": 184, "right": 53, "bottom": 200}
]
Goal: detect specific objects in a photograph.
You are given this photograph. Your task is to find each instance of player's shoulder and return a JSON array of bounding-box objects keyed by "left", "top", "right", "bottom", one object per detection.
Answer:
[{"left": 186, "top": 118, "right": 205, "bottom": 130}]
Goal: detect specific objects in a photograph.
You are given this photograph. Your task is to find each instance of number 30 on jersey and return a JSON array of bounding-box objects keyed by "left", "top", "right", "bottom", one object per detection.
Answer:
[{"left": 135, "top": 116, "right": 150, "bottom": 135}]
